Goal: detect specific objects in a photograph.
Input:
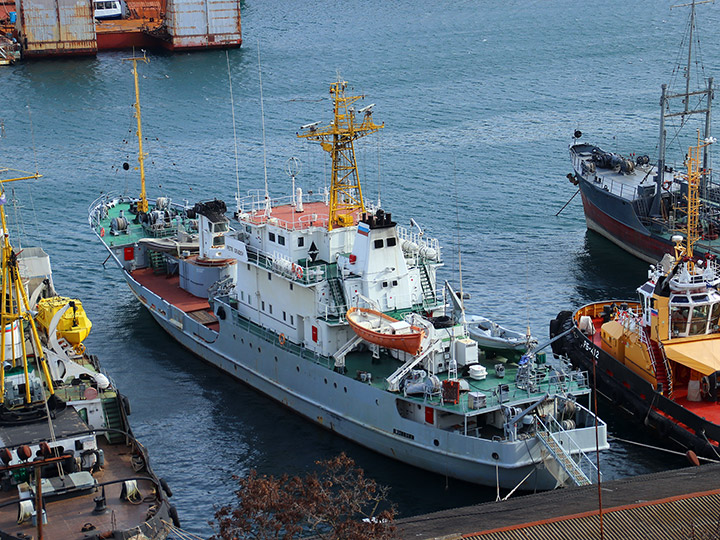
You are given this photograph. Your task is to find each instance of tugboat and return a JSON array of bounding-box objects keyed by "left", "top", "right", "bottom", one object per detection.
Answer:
[
  {"left": 89, "top": 62, "right": 608, "bottom": 490},
  {"left": 552, "top": 138, "right": 720, "bottom": 460},
  {"left": 567, "top": 0, "right": 718, "bottom": 264},
  {"left": 0, "top": 168, "right": 176, "bottom": 540}
]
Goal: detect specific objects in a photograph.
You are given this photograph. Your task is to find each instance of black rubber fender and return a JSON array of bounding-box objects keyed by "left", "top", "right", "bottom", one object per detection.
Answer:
[
  {"left": 121, "top": 394, "right": 132, "bottom": 416},
  {"left": 160, "top": 477, "right": 173, "bottom": 498},
  {"left": 169, "top": 504, "right": 181, "bottom": 528}
]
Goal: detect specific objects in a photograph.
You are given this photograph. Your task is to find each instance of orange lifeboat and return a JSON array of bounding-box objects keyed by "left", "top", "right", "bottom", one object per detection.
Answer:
[{"left": 346, "top": 307, "right": 425, "bottom": 355}]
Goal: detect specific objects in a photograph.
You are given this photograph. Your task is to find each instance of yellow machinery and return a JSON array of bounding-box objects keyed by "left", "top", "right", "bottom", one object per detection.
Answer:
[{"left": 35, "top": 296, "right": 92, "bottom": 346}]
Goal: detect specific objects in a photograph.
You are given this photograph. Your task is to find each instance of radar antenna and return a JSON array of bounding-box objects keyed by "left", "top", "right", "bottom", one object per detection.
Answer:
[{"left": 297, "top": 79, "right": 383, "bottom": 230}]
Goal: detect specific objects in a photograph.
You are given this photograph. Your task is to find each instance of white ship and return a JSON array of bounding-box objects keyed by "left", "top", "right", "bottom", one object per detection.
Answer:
[{"left": 89, "top": 64, "right": 608, "bottom": 490}]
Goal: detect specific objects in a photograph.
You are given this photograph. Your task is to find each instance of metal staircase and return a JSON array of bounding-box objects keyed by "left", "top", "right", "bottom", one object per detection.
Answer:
[
  {"left": 102, "top": 395, "right": 126, "bottom": 444},
  {"left": 418, "top": 263, "right": 436, "bottom": 306},
  {"left": 327, "top": 277, "right": 347, "bottom": 318},
  {"left": 535, "top": 415, "right": 599, "bottom": 487},
  {"left": 641, "top": 327, "right": 673, "bottom": 397},
  {"left": 148, "top": 250, "right": 167, "bottom": 274}
]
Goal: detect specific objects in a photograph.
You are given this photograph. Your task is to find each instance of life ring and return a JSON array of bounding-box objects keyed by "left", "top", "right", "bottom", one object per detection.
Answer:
[
  {"left": 295, "top": 266, "right": 303, "bottom": 279},
  {"left": 662, "top": 180, "right": 672, "bottom": 191},
  {"left": 74, "top": 342, "right": 86, "bottom": 355},
  {"left": 100, "top": 227, "right": 105, "bottom": 237},
  {"left": 278, "top": 333, "right": 286, "bottom": 346}
]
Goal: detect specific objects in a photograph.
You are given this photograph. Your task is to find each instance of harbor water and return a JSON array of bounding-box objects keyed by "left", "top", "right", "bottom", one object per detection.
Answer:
[{"left": 2, "top": 0, "right": 720, "bottom": 535}]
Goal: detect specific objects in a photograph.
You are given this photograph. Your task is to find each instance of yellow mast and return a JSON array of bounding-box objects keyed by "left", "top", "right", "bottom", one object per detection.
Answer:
[
  {"left": 0, "top": 170, "right": 54, "bottom": 405},
  {"left": 124, "top": 53, "right": 150, "bottom": 214},
  {"left": 297, "top": 79, "right": 383, "bottom": 230},
  {"left": 677, "top": 134, "right": 713, "bottom": 264}
]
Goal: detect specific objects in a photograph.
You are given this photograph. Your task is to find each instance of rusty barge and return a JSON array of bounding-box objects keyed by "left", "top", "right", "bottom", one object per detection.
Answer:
[{"left": 0, "top": 0, "right": 240, "bottom": 60}]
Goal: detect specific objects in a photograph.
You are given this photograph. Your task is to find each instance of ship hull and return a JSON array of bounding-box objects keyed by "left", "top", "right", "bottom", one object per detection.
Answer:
[
  {"left": 122, "top": 269, "right": 598, "bottom": 490},
  {"left": 551, "top": 309, "right": 720, "bottom": 459},
  {"left": 578, "top": 178, "right": 672, "bottom": 264}
]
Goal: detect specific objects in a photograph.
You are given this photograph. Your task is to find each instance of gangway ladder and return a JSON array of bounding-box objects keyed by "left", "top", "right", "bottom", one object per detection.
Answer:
[
  {"left": 419, "top": 263, "right": 436, "bottom": 307},
  {"left": 534, "top": 413, "right": 600, "bottom": 488},
  {"left": 149, "top": 250, "right": 167, "bottom": 274}
]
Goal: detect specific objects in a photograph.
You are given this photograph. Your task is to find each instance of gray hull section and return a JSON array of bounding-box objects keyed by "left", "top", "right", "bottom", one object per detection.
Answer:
[{"left": 124, "top": 270, "right": 597, "bottom": 490}]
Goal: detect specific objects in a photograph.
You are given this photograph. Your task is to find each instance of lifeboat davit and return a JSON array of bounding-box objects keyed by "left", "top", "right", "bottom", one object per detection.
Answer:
[{"left": 346, "top": 307, "right": 424, "bottom": 355}]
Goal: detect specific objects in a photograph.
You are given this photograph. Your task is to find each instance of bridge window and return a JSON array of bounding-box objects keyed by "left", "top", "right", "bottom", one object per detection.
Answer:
[
  {"left": 711, "top": 303, "right": 720, "bottom": 332},
  {"left": 298, "top": 237, "right": 305, "bottom": 247},
  {"left": 670, "top": 306, "right": 690, "bottom": 337},
  {"left": 212, "top": 236, "right": 225, "bottom": 247},
  {"left": 689, "top": 304, "right": 710, "bottom": 336},
  {"left": 269, "top": 232, "right": 276, "bottom": 242},
  {"left": 278, "top": 235, "right": 285, "bottom": 246}
]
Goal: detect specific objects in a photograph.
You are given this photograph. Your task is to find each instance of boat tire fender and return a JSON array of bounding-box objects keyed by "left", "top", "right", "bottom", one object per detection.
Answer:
[
  {"left": 169, "top": 504, "right": 181, "bottom": 528},
  {"left": 121, "top": 394, "right": 132, "bottom": 416},
  {"left": 160, "top": 477, "right": 173, "bottom": 498}
]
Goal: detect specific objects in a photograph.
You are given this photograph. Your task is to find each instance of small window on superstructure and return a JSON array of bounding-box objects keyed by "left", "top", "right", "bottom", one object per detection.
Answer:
[
  {"left": 298, "top": 237, "right": 305, "bottom": 247},
  {"left": 278, "top": 235, "right": 285, "bottom": 246},
  {"left": 262, "top": 301, "right": 265, "bottom": 311},
  {"left": 290, "top": 315, "right": 294, "bottom": 325},
  {"left": 374, "top": 239, "right": 384, "bottom": 249},
  {"left": 212, "top": 236, "right": 225, "bottom": 247},
  {"left": 711, "top": 302, "right": 720, "bottom": 332},
  {"left": 241, "top": 291, "right": 245, "bottom": 301},
  {"left": 269, "top": 232, "right": 276, "bottom": 242},
  {"left": 269, "top": 305, "right": 273, "bottom": 314},
  {"left": 289, "top": 283, "right": 293, "bottom": 291},
  {"left": 387, "top": 237, "right": 397, "bottom": 247},
  {"left": 283, "top": 311, "right": 287, "bottom": 321},
  {"left": 268, "top": 272, "right": 272, "bottom": 280}
]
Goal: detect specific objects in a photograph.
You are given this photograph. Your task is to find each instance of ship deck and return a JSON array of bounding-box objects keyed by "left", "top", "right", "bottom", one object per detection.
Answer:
[
  {"left": 584, "top": 314, "right": 720, "bottom": 425},
  {"left": 0, "top": 438, "right": 159, "bottom": 540},
  {"left": 343, "top": 348, "right": 588, "bottom": 416}
]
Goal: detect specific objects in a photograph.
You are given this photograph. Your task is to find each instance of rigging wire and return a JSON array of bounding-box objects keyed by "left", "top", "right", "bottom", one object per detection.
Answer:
[
  {"left": 226, "top": 50, "right": 241, "bottom": 208},
  {"left": 257, "top": 40, "right": 270, "bottom": 216}
]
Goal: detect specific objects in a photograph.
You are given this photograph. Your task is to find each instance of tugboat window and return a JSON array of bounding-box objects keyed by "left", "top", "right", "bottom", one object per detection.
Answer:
[
  {"left": 212, "top": 236, "right": 225, "bottom": 247},
  {"left": 671, "top": 306, "right": 690, "bottom": 336},
  {"left": 298, "top": 237, "right": 305, "bottom": 247},
  {"left": 278, "top": 235, "right": 285, "bottom": 246},
  {"left": 711, "top": 303, "right": 720, "bottom": 331},
  {"left": 387, "top": 237, "right": 397, "bottom": 247},
  {"left": 690, "top": 304, "right": 710, "bottom": 336},
  {"left": 374, "top": 239, "right": 384, "bottom": 249},
  {"left": 269, "top": 232, "right": 276, "bottom": 242}
]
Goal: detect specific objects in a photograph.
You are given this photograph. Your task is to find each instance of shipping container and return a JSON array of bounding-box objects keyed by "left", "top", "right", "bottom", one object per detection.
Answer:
[
  {"left": 164, "top": 0, "right": 240, "bottom": 50},
  {"left": 15, "top": 0, "right": 97, "bottom": 56}
]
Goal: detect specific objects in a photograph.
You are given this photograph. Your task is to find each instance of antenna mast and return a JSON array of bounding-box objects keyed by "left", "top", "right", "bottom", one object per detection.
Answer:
[{"left": 298, "top": 79, "right": 383, "bottom": 230}]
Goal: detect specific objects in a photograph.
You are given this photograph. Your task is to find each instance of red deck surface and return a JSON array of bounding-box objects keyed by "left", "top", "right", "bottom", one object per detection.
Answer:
[
  {"left": 587, "top": 317, "right": 720, "bottom": 424},
  {"left": 243, "top": 201, "right": 361, "bottom": 231},
  {"left": 132, "top": 268, "right": 209, "bottom": 313}
]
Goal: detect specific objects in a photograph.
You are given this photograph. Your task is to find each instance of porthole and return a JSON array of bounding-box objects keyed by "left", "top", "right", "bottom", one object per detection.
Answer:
[
  {"left": 258, "top": 347, "right": 261, "bottom": 353},
  {"left": 275, "top": 356, "right": 278, "bottom": 362},
  {"left": 296, "top": 366, "right": 300, "bottom": 372},
  {"left": 433, "top": 439, "right": 439, "bottom": 447},
  {"left": 334, "top": 382, "right": 337, "bottom": 388},
  {"left": 492, "top": 452, "right": 499, "bottom": 460},
  {"left": 375, "top": 399, "right": 379, "bottom": 405},
  {"left": 324, "top": 378, "right": 328, "bottom": 384},
  {"left": 344, "top": 387, "right": 347, "bottom": 393}
]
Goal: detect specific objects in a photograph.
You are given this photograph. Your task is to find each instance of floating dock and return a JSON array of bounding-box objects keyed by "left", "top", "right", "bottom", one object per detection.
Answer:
[{"left": 397, "top": 463, "right": 720, "bottom": 539}]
